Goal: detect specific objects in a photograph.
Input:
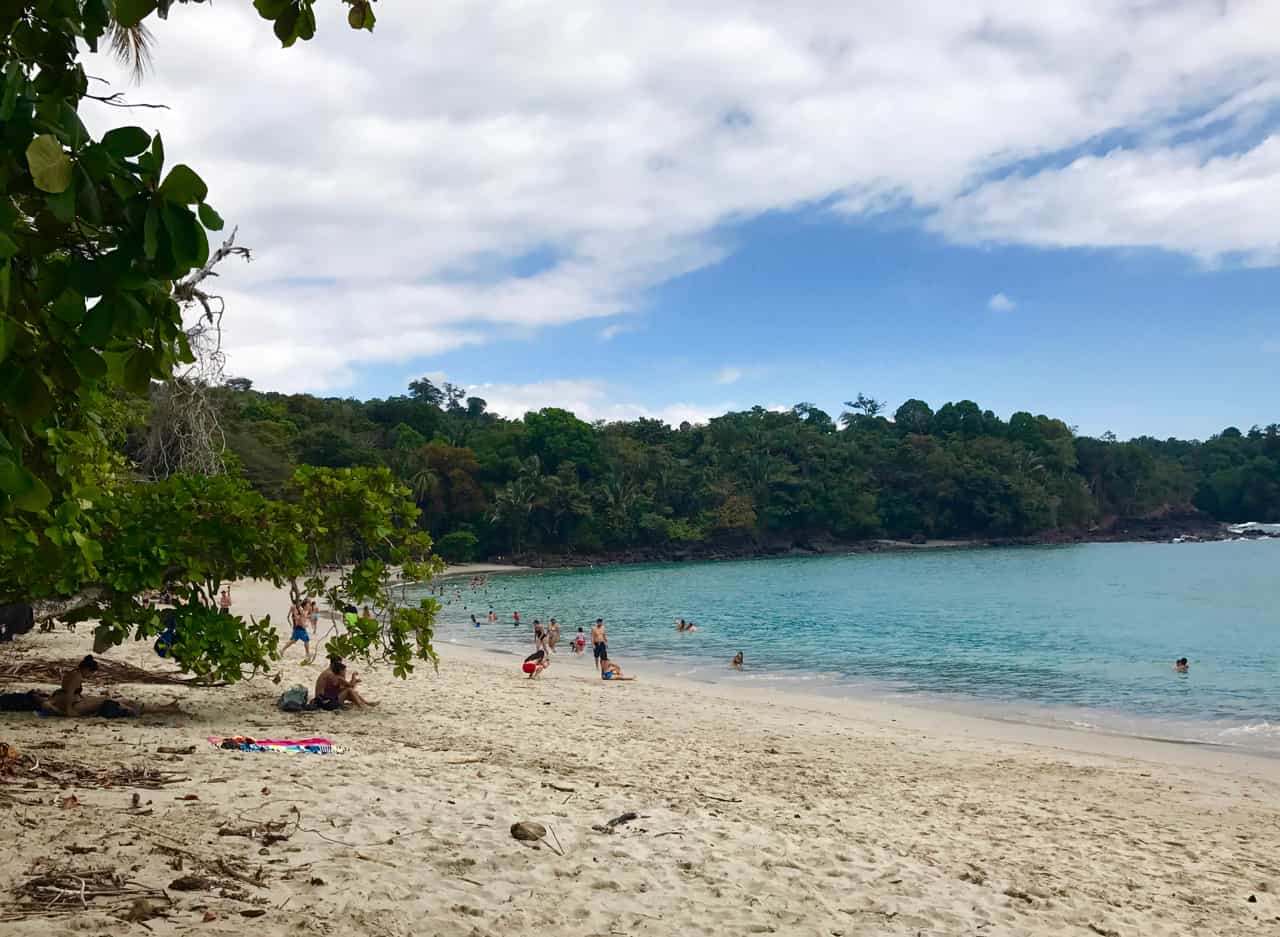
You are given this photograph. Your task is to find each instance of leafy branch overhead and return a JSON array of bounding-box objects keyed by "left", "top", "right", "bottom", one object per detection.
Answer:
[{"left": 0, "top": 2, "right": 425, "bottom": 683}]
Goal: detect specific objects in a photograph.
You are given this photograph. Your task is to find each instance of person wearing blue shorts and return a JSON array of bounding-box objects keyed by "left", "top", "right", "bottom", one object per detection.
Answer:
[{"left": 282, "top": 599, "right": 312, "bottom": 663}]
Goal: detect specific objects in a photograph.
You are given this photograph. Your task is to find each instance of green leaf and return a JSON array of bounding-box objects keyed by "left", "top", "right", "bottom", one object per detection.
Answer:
[
  {"left": 0, "top": 455, "right": 34, "bottom": 496},
  {"left": 113, "top": 0, "right": 159, "bottom": 28},
  {"left": 197, "top": 202, "right": 224, "bottom": 231},
  {"left": 124, "top": 348, "right": 154, "bottom": 393},
  {"left": 52, "top": 288, "right": 86, "bottom": 324},
  {"left": 162, "top": 203, "right": 204, "bottom": 270},
  {"left": 159, "top": 164, "right": 208, "bottom": 204},
  {"left": 72, "top": 347, "right": 108, "bottom": 381},
  {"left": 79, "top": 298, "right": 115, "bottom": 348},
  {"left": 0, "top": 61, "right": 24, "bottom": 121},
  {"left": 101, "top": 126, "right": 151, "bottom": 158},
  {"left": 14, "top": 373, "right": 54, "bottom": 423},
  {"left": 254, "top": 0, "right": 291, "bottom": 17},
  {"left": 13, "top": 475, "right": 52, "bottom": 512},
  {"left": 26, "top": 134, "right": 73, "bottom": 193},
  {"left": 47, "top": 183, "right": 76, "bottom": 223},
  {"left": 0, "top": 232, "right": 17, "bottom": 259},
  {"left": 0, "top": 311, "right": 9, "bottom": 361},
  {"left": 274, "top": 4, "right": 300, "bottom": 45},
  {"left": 144, "top": 201, "right": 160, "bottom": 259}
]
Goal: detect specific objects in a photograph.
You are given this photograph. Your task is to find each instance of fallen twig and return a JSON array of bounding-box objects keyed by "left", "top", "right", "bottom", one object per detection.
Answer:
[{"left": 695, "top": 788, "right": 741, "bottom": 804}]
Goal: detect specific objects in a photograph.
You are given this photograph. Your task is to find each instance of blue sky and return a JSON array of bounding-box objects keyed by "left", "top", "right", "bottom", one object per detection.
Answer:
[
  {"left": 350, "top": 210, "right": 1278, "bottom": 439},
  {"left": 91, "top": 2, "right": 1280, "bottom": 441}
]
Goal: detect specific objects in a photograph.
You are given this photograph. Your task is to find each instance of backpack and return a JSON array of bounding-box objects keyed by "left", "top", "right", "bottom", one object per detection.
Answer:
[{"left": 277, "top": 685, "right": 309, "bottom": 713}]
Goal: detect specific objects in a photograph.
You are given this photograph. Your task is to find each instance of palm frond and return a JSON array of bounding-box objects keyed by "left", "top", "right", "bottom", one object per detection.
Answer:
[{"left": 108, "top": 21, "right": 155, "bottom": 84}]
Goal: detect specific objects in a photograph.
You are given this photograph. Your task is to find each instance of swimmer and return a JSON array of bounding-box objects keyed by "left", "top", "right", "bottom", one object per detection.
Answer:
[
  {"left": 1174, "top": 657, "right": 1189, "bottom": 673},
  {"left": 730, "top": 651, "right": 744, "bottom": 671}
]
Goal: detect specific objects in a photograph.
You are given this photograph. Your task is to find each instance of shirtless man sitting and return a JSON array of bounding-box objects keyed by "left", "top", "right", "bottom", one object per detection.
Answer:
[{"left": 314, "top": 656, "right": 377, "bottom": 709}]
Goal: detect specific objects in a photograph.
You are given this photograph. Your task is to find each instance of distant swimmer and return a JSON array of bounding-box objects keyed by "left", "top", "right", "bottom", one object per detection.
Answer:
[
  {"left": 470, "top": 613, "right": 479, "bottom": 628},
  {"left": 674, "top": 618, "right": 699, "bottom": 632},
  {"left": 730, "top": 651, "right": 744, "bottom": 671},
  {"left": 513, "top": 611, "right": 521, "bottom": 628},
  {"left": 1174, "top": 657, "right": 1189, "bottom": 673}
]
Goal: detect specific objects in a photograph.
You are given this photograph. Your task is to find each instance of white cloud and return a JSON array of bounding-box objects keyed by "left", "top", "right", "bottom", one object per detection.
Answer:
[
  {"left": 80, "top": 2, "right": 1280, "bottom": 393},
  {"left": 932, "top": 137, "right": 1280, "bottom": 263},
  {"left": 470, "top": 379, "right": 729, "bottom": 426},
  {"left": 713, "top": 366, "right": 744, "bottom": 385},
  {"left": 598, "top": 321, "right": 639, "bottom": 341},
  {"left": 988, "top": 292, "right": 1016, "bottom": 312}
]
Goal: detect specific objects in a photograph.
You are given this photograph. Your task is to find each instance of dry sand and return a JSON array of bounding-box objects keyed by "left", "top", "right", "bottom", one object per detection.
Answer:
[{"left": 2, "top": 577, "right": 1279, "bottom": 936}]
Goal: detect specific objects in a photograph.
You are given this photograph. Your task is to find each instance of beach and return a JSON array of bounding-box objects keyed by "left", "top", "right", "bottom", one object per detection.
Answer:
[{"left": 2, "top": 578, "right": 1279, "bottom": 936}]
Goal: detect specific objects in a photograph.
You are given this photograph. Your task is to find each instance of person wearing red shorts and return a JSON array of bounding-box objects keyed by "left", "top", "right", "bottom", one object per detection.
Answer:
[{"left": 522, "top": 649, "right": 549, "bottom": 679}]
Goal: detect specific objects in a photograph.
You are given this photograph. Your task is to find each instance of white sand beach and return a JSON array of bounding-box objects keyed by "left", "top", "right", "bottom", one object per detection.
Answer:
[{"left": 2, "top": 578, "right": 1278, "bottom": 936}]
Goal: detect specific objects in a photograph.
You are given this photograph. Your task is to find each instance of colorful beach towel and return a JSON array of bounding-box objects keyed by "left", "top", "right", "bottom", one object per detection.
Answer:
[{"left": 208, "top": 736, "right": 342, "bottom": 755}]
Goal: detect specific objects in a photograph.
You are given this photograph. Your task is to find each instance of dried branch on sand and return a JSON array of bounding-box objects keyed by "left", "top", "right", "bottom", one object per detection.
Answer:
[{"left": 0, "top": 658, "right": 196, "bottom": 687}]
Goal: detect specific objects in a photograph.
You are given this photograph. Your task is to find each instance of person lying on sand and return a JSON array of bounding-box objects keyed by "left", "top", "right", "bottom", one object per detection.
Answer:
[
  {"left": 44, "top": 657, "right": 184, "bottom": 717},
  {"left": 730, "top": 651, "right": 744, "bottom": 671},
  {"left": 522, "top": 649, "right": 550, "bottom": 679},
  {"left": 315, "top": 656, "right": 377, "bottom": 709},
  {"left": 600, "top": 658, "right": 635, "bottom": 681}
]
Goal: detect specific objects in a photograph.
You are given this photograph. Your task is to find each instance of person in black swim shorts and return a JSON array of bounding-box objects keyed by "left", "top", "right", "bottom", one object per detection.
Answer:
[{"left": 590, "top": 618, "right": 607, "bottom": 671}]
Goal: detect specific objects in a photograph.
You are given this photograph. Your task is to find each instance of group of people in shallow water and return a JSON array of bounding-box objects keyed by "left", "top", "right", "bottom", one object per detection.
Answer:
[{"left": 521, "top": 616, "right": 635, "bottom": 681}]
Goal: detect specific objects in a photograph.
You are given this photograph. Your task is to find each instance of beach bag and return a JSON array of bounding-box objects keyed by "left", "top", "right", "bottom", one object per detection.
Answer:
[{"left": 277, "top": 685, "right": 309, "bottom": 713}]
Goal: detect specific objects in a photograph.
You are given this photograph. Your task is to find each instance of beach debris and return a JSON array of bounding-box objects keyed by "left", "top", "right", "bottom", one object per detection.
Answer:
[
  {"left": 7, "top": 867, "right": 172, "bottom": 921},
  {"left": 511, "top": 821, "right": 547, "bottom": 842},
  {"left": 1087, "top": 926, "right": 1119, "bottom": 937},
  {"left": 541, "top": 781, "right": 576, "bottom": 793},
  {"left": 1248, "top": 895, "right": 1258, "bottom": 903},
  {"left": 218, "top": 817, "right": 292, "bottom": 845},
  {"left": 56, "top": 793, "right": 80, "bottom": 809},
  {"left": 1, "top": 750, "right": 187, "bottom": 791},
  {"left": 1003, "top": 888, "right": 1035, "bottom": 904},
  {"left": 169, "top": 875, "right": 213, "bottom": 892},
  {"left": 158, "top": 745, "right": 197, "bottom": 755},
  {"left": 178, "top": 793, "right": 200, "bottom": 801},
  {"left": 694, "top": 787, "right": 741, "bottom": 804},
  {"left": 592, "top": 812, "right": 639, "bottom": 834},
  {"left": 0, "top": 657, "right": 199, "bottom": 687}
]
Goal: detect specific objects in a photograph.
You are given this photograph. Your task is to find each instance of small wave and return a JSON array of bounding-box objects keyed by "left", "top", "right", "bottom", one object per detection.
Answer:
[{"left": 1219, "top": 721, "right": 1280, "bottom": 739}]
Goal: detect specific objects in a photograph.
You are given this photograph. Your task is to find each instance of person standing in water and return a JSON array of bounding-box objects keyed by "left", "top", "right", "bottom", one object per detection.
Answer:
[
  {"left": 730, "top": 651, "right": 744, "bottom": 671},
  {"left": 548, "top": 618, "right": 561, "bottom": 652},
  {"left": 1174, "top": 657, "right": 1189, "bottom": 673},
  {"left": 591, "top": 618, "right": 607, "bottom": 672}
]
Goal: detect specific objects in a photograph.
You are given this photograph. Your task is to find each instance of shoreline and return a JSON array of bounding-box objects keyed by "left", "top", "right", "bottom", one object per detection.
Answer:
[
  {"left": 492, "top": 522, "right": 1276, "bottom": 571},
  {"left": 438, "top": 634, "right": 1280, "bottom": 772},
  {"left": 2, "top": 579, "right": 1279, "bottom": 935}
]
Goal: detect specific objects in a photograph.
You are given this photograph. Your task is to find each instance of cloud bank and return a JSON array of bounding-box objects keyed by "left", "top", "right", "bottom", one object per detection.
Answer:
[{"left": 83, "top": 1, "right": 1280, "bottom": 393}]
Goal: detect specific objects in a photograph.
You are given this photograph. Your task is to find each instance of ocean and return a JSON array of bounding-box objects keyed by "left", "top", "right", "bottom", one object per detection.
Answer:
[{"left": 420, "top": 539, "right": 1280, "bottom": 753}]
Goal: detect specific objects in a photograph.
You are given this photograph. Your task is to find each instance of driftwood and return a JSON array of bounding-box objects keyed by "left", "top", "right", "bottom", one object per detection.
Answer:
[
  {"left": 591, "top": 811, "right": 639, "bottom": 834},
  {"left": 3, "top": 867, "right": 172, "bottom": 921},
  {"left": 1, "top": 752, "right": 188, "bottom": 791},
  {"left": 0, "top": 657, "right": 197, "bottom": 687}
]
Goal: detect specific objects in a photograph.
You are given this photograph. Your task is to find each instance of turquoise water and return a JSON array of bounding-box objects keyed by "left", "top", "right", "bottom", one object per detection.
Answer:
[{"left": 421, "top": 541, "right": 1280, "bottom": 752}]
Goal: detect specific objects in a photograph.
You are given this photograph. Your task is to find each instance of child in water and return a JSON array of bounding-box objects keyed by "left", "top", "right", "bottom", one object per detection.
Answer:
[{"left": 573, "top": 628, "right": 587, "bottom": 655}]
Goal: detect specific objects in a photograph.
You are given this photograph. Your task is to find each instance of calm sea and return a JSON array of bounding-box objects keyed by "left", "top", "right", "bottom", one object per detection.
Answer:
[{"left": 420, "top": 540, "right": 1280, "bottom": 753}]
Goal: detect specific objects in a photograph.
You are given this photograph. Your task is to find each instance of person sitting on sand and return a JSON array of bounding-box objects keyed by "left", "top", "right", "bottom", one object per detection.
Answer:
[
  {"left": 282, "top": 599, "right": 313, "bottom": 662},
  {"left": 1174, "top": 657, "right": 1189, "bottom": 673},
  {"left": 314, "top": 656, "right": 377, "bottom": 709},
  {"left": 730, "top": 651, "right": 744, "bottom": 671},
  {"left": 600, "top": 658, "right": 635, "bottom": 681},
  {"left": 573, "top": 628, "right": 587, "bottom": 655},
  {"left": 522, "top": 649, "right": 550, "bottom": 679},
  {"left": 45, "top": 656, "right": 183, "bottom": 718}
]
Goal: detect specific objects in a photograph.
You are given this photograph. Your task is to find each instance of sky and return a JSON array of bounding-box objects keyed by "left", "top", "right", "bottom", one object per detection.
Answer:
[{"left": 83, "top": 1, "right": 1280, "bottom": 440}]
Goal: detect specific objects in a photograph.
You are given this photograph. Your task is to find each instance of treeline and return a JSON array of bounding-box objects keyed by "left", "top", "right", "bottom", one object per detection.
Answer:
[{"left": 134, "top": 379, "right": 1280, "bottom": 561}]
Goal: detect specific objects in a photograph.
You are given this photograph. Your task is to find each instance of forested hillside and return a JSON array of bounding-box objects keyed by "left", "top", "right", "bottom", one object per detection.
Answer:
[{"left": 133, "top": 378, "right": 1280, "bottom": 562}]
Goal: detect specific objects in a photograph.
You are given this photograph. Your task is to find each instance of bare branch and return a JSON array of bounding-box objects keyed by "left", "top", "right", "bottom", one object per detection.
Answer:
[{"left": 84, "top": 93, "right": 170, "bottom": 110}]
